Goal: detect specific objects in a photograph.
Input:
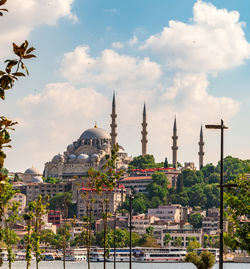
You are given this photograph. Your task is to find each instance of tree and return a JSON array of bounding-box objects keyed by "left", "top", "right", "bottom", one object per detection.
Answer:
[
  {"left": 2, "top": 200, "right": 20, "bottom": 269},
  {"left": 185, "top": 251, "right": 215, "bottom": 269},
  {"left": 139, "top": 234, "right": 159, "bottom": 247},
  {"left": 32, "top": 195, "right": 49, "bottom": 269},
  {"left": 128, "top": 154, "right": 163, "bottom": 170},
  {"left": 173, "top": 237, "right": 182, "bottom": 247},
  {"left": 147, "top": 172, "right": 169, "bottom": 203},
  {"left": 146, "top": 226, "right": 154, "bottom": 236},
  {"left": 187, "top": 238, "right": 201, "bottom": 252},
  {"left": 0, "top": 2, "right": 36, "bottom": 264},
  {"left": 224, "top": 175, "right": 250, "bottom": 254},
  {"left": 164, "top": 157, "right": 169, "bottom": 168},
  {"left": 164, "top": 233, "right": 171, "bottom": 247},
  {"left": 176, "top": 174, "right": 184, "bottom": 193},
  {"left": 49, "top": 192, "right": 72, "bottom": 218},
  {"left": 52, "top": 224, "right": 71, "bottom": 269},
  {"left": 208, "top": 173, "right": 220, "bottom": 184},
  {"left": 189, "top": 213, "right": 202, "bottom": 229},
  {"left": 40, "top": 230, "right": 55, "bottom": 251},
  {"left": 23, "top": 203, "right": 35, "bottom": 269}
]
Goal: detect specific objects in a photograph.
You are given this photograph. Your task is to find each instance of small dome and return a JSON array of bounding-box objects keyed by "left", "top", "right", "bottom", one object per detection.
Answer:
[
  {"left": 79, "top": 127, "right": 111, "bottom": 140},
  {"left": 69, "top": 154, "right": 76, "bottom": 160},
  {"left": 52, "top": 154, "right": 64, "bottom": 163},
  {"left": 90, "top": 153, "right": 99, "bottom": 160},
  {"left": 24, "top": 167, "right": 41, "bottom": 175},
  {"left": 32, "top": 176, "right": 43, "bottom": 183},
  {"left": 77, "top": 154, "right": 89, "bottom": 160},
  {"left": 67, "top": 144, "right": 74, "bottom": 153}
]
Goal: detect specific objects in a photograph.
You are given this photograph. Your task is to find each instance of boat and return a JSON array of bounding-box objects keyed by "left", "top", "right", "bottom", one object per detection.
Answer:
[
  {"left": 43, "top": 253, "right": 55, "bottom": 261},
  {"left": 134, "top": 247, "right": 187, "bottom": 262}
]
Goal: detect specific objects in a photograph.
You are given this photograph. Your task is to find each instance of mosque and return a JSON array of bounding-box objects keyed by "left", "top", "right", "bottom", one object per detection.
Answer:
[
  {"left": 43, "top": 94, "right": 131, "bottom": 179},
  {"left": 43, "top": 93, "right": 205, "bottom": 179}
]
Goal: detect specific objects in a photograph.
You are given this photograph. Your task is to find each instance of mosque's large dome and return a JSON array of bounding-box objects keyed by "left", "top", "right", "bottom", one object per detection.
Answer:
[{"left": 79, "top": 128, "right": 111, "bottom": 140}]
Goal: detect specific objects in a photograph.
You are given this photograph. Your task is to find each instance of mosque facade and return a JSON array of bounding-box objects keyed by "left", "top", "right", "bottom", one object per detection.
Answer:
[{"left": 43, "top": 94, "right": 131, "bottom": 179}]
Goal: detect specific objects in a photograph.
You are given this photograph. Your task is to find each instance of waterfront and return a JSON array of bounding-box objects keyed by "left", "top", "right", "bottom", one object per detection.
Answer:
[{"left": 1, "top": 262, "right": 249, "bottom": 269}]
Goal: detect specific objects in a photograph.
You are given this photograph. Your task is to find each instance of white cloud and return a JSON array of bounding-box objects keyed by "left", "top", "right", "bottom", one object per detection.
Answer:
[
  {"left": 111, "top": 42, "right": 124, "bottom": 49},
  {"left": 142, "top": 0, "right": 250, "bottom": 73},
  {"left": 0, "top": 0, "right": 76, "bottom": 58},
  {"left": 60, "top": 46, "right": 162, "bottom": 91},
  {"left": 128, "top": 35, "right": 138, "bottom": 46},
  {"left": 4, "top": 0, "right": 248, "bottom": 172}
]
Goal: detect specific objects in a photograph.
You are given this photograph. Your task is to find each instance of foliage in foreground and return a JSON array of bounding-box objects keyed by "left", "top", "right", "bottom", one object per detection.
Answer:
[
  {"left": 185, "top": 251, "right": 215, "bottom": 269},
  {"left": 224, "top": 175, "right": 250, "bottom": 254}
]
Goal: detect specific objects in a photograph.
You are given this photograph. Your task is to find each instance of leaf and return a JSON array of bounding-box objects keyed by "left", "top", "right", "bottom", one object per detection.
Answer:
[
  {"left": 23, "top": 54, "right": 36, "bottom": 59},
  {"left": 0, "top": 0, "right": 7, "bottom": 6},
  {"left": 0, "top": 89, "right": 5, "bottom": 100},
  {"left": 0, "top": 70, "right": 5, "bottom": 76},
  {"left": 26, "top": 47, "right": 36, "bottom": 54},
  {"left": 12, "top": 72, "right": 25, "bottom": 77}
]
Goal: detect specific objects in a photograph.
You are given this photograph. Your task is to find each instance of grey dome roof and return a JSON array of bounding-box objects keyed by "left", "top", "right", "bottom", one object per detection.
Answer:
[
  {"left": 24, "top": 167, "right": 41, "bottom": 175},
  {"left": 69, "top": 154, "right": 76, "bottom": 160},
  {"left": 77, "top": 154, "right": 89, "bottom": 160},
  {"left": 32, "top": 176, "right": 43, "bottom": 183},
  {"left": 79, "top": 127, "right": 111, "bottom": 140},
  {"left": 52, "top": 154, "right": 64, "bottom": 163}
]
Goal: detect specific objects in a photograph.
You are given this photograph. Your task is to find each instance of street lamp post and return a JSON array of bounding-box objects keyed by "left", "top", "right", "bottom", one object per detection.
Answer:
[
  {"left": 127, "top": 193, "right": 134, "bottom": 269},
  {"left": 205, "top": 119, "right": 228, "bottom": 269}
]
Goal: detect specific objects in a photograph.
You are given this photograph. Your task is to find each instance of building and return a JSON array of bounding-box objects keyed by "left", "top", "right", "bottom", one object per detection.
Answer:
[
  {"left": 120, "top": 168, "right": 180, "bottom": 193},
  {"left": 131, "top": 214, "right": 159, "bottom": 235},
  {"left": 160, "top": 227, "right": 203, "bottom": 247},
  {"left": 77, "top": 185, "right": 126, "bottom": 219},
  {"left": 10, "top": 193, "right": 26, "bottom": 213},
  {"left": 48, "top": 210, "right": 62, "bottom": 227},
  {"left": 148, "top": 204, "right": 183, "bottom": 222},
  {"left": 95, "top": 215, "right": 129, "bottom": 232},
  {"left": 202, "top": 207, "right": 228, "bottom": 235},
  {"left": 44, "top": 94, "right": 131, "bottom": 179}
]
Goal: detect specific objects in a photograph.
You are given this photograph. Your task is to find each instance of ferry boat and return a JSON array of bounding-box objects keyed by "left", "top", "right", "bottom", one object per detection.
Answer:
[
  {"left": 89, "top": 247, "right": 186, "bottom": 263},
  {"left": 43, "top": 253, "right": 55, "bottom": 261},
  {"left": 89, "top": 248, "right": 139, "bottom": 262},
  {"left": 73, "top": 248, "right": 87, "bottom": 261},
  {"left": 134, "top": 247, "right": 187, "bottom": 262}
]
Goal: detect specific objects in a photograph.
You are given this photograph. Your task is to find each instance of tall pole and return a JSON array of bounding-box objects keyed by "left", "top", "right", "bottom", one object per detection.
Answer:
[
  {"left": 129, "top": 195, "right": 133, "bottom": 269},
  {"left": 206, "top": 119, "right": 228, "bottom": 269},
  {"left": 219, "top": 119, "right": 224, "bottom": 269},
  {"left": 113, "top": 210, "right": 116, "bottom": 269}
]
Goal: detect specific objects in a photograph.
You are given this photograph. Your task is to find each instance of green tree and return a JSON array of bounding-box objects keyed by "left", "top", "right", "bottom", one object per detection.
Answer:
[
  {"left": 129, "top": 154, "right": 162, "bottom": 169},
  {"left": 31, "top": 195, "right": 49, "bottom": 269},
  {"left": 2, "top": 200, "right": 20, "bottom": 269},
  {"left": 173, "top": 237, "right": 182, "bottom": 247},
  {"left": 147, "top": 172, "right": 169, "bottom": 203},
  {"left": 146, "top": 226, "right": 154, "bottom": 236},
  {"left": 139, "top": 234, "right": 159, "bottom": 247},
  {"left": 224, "top": 175, "right": 250, "bottom": 254},
  {"left": 164, "top": 233, "right": 171, "bottom": 247},
  {"left": 23, "top": 203, "right": 35, "bottom": 269},
  {"left": 208, "top": 173, "right": 220, "bottom": 184},
  {"left": 187, "top": 238, "right": 201, "bottom": 252},
  {"left": 185, "top": 251, "right": 215, "bottom": 269},
  {"left": 176, "top": 174, "right": 184, "bottom": 193},
  {"left": 40, "top": 230, "right": 55, "bottom": 251},
  {"left": 49, "top": 192, "right": 72, "bottom": 218},
  {"left": 189, "top": 213, "right": 202, "bottom": 228},
  {"left": 52, "top": 224, "right": 71, "bottom": 269}
]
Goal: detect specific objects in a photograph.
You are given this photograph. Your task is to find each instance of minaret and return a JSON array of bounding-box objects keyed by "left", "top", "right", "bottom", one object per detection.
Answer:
[
  {"left": 110, "top": 92, "right": 117, "bottom": 148},
  {"left": 141, "top": 103, "right": 148, "bottom": 156},
  {"left": 172, "top": 117, "right": 178, "bottom": 169},
  {"left": 198, "top": 125, "right": 205, "bottom": 169}
]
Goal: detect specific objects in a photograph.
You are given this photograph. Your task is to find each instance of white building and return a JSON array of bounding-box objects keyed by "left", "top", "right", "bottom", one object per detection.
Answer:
[{"left": 148, "top": 204, "right": 183, "bottom": 222}]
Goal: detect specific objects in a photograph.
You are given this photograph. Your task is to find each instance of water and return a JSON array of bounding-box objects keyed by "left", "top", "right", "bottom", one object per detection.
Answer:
[{"left": 1, "top": 262, "right": 248, "bottom": 269}]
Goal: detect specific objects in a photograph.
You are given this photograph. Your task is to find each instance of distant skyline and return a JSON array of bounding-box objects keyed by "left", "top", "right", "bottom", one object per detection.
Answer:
[{"left": 1, "top": 0, "right": 249, "bottom": 172}]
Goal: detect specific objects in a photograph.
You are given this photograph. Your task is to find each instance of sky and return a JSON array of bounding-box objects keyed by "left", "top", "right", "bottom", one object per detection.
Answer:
[{"left": 1, "top": 0, "right": 250, "bottom": 173}]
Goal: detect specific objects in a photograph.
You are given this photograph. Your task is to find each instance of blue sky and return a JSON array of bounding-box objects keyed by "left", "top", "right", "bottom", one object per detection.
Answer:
[{"left": 1, "top": 0, "right": 249, "bottom": 172}]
